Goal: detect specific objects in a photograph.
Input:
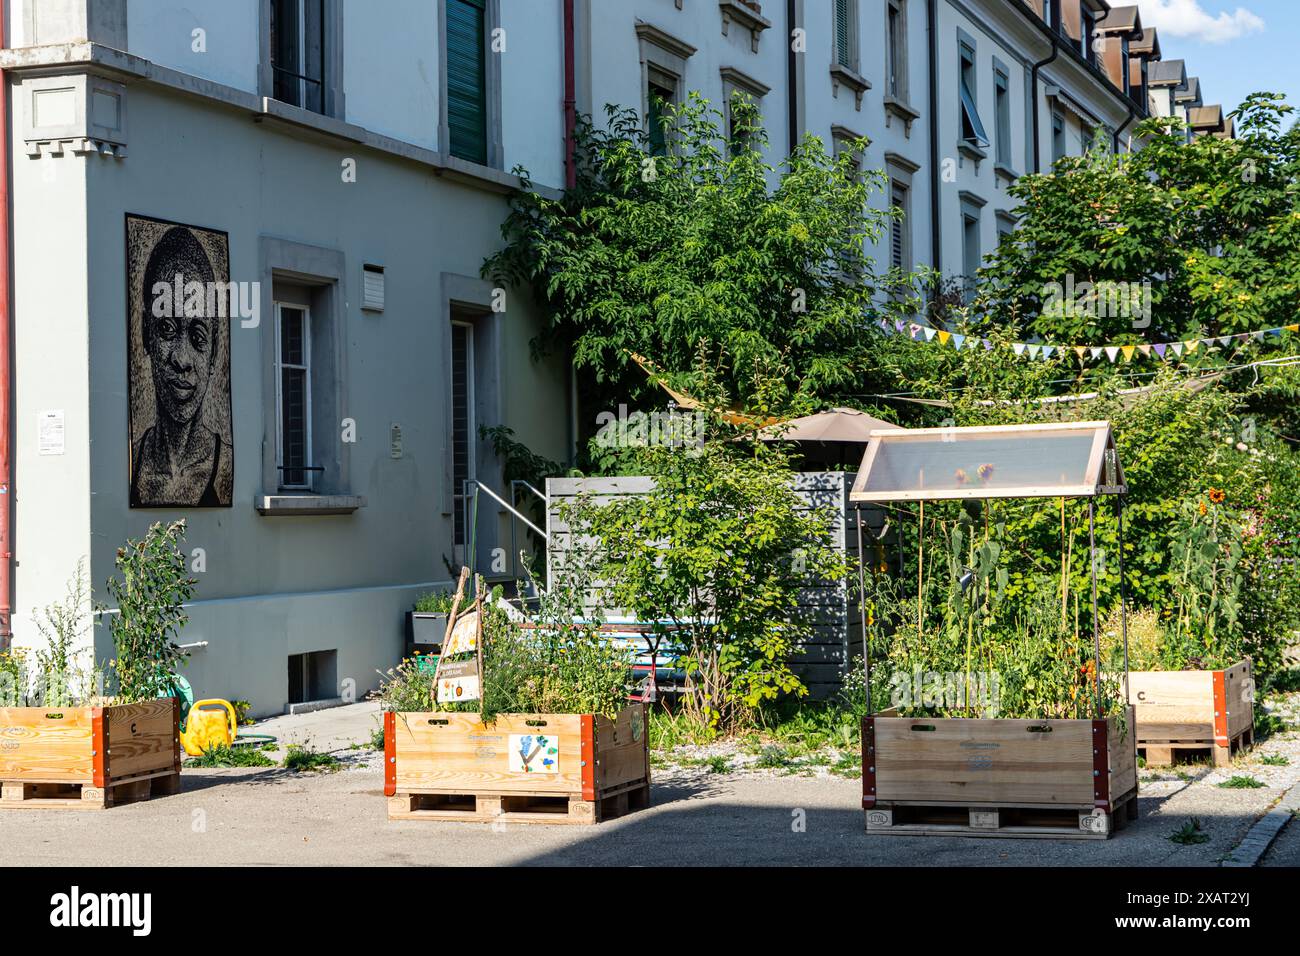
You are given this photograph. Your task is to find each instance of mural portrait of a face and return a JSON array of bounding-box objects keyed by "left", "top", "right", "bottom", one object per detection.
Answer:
[{"left": 126, "top": 216, "right": 234, "bottom": 508}]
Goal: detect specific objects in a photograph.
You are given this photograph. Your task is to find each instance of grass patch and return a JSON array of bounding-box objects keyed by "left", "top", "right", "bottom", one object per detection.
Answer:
[
  {"left": 1169, "top": 818, "right": 1210, "bottom": 845},
  {"left": 187, "top": 744, "right": 276, "bottom": 768},
  {"left": 282, "top": 744, "right": 342, "bottom": 773},
  {"left": 1260, "top": 753, "right": 1290, "bottom": 766},
  {"left": 705, "top": 755, "right": 731, "bottom": 774},
  {"left": 1217, "top": 774, "right": 1266, "bottom": 789},
  {"left": 649, "top": 710, "right": 716, "bottom": 752}
]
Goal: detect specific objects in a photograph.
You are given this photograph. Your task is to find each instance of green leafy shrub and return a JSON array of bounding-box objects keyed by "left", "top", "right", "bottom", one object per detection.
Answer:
[
  {"left": 282, "top": 744, "right": 341, "bottom": 773},
  {"left": 189, "top": 744, "right": 275, "bottom": 768},
  {"left": 562, "top": 439, "right": 847, "bottom": 731},
  {"left": 103, "top": 520, "right": 195, "bottom": 703}
]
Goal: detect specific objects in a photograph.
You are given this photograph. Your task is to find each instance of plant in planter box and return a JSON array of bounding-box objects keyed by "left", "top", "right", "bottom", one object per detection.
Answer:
[
  {"left": 407, "top": 590, "right": 454, "bottom": 647},
  {"left": 103, "top": 519, "right": 195, "bottom": 702},
  {"left": 0, "top": 524, "right": 190, "bottom": 809},
  {"left": 380, "top": 570, "right": 648, "bottom": 824}
]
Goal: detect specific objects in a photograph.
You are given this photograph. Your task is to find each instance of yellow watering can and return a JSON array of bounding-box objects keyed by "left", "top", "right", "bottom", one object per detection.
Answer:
[{"left": 179, "top": 699, "right": 238, "bottom": 756}]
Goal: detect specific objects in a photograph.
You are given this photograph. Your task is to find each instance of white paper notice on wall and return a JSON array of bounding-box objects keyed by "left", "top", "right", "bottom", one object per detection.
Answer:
[{"left": 38, "top": 410, "right": 65, "bottom": 456}]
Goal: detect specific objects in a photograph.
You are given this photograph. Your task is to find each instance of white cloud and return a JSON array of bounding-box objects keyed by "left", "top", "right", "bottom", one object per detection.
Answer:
[{"left": 1136, "top": 0, "right": 1265, "bottom": 44}]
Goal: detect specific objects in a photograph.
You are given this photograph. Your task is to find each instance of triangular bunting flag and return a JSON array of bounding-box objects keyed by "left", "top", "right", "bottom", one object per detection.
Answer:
[
  {"left": 1252, "top": 330, "right": 1266, "bottom": 342},
  {"left": 1267, "top": 327, "right": 1284, "bottom": 338},
  {"left": 1042, "top": 345, "right": 1055, "bottom": 359},
  {"left": 1105, "top": 346, "right": 1120, "bottom": 362},
  {"left": 1217, "top": 336, "right": 1232, "bottom": 348},
  {"left": 1121, "top": 345, "right": 1136, "bottom": 362},
  {"left": 1153, "top": 343, "right": 1167, "bottom": 359},
  {"left": 1138, "top": 344, "right": 1152, "bottom": 357},
  {"left": 1185, "top": 340, "right": 1200, "bottom": 354},
  {"left": 1287, "top": 324, "right": 1300, "bottom": 333},
  {"left": 983, "top": 339, "right": 994, "bottom": 351},
  {"left": 1074, "top": 346, "right": 1088, "bottom": 361},
  {"left": 951, "top": 333, "right": 966, "bottom": 350},
  {"left": 923, "top": 327, "right": 937, "bottom": 341},
  {"left": 1028, "top": 344, "right": 1042, "bottom": 359},
  {"left": 1013, "top": 343, "right": 1026, "bottom": 356},
  {"left": 937, "top": 330, "right": 951, "bottom": 345}
]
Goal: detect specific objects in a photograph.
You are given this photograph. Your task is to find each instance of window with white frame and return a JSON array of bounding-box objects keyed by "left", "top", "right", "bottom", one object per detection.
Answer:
[
  {"left": 270, "top": 0, "right": 328, "bottom": 114},
  {"left": 834, "top": 0, "right": 859, "bottom": 72},
  {"left": 276, "top": 303, "right": 313, "bottom": 489}
]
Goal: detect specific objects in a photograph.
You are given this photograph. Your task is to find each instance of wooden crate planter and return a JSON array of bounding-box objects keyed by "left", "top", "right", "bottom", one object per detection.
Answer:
[
  {"left": 862, "top": 709, "right": 1138, "bottom": 840},
  {"left": 1130, "top": 659, "right": 1253, "bottom": 767},
  {"left": 385, "top": 703, "right": 650, "bottom": 825},
  {"left": 0, "top": 699, "right": 181, "bottom": 810}
]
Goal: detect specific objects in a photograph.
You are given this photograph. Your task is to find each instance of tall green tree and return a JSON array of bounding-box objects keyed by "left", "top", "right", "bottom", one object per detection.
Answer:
[
  {"left": 484, "top": 94, "right": 925, "bottom": 429},
  {"left": 979, "top": 94, "right": 1300, "bottom": 345}
]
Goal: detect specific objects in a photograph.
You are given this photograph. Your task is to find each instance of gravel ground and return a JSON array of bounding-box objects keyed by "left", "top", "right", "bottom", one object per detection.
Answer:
[{"left": 0, "top": 695, "right": 1295, "bottom": 866}]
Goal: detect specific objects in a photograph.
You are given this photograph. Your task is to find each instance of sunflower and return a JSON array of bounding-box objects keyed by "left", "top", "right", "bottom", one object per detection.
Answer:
[{"left": 1208, "top": 488, "right": 1226, "bottom": 504}]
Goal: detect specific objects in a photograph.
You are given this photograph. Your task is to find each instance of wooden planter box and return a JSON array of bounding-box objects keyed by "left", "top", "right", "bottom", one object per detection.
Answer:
[
  {"left": 0, "top": 699, "right": 181, "bottom": 810},
  {"left": 385, "top": 703, "right": 650, "bottom": 825},
  {"left": 1130, "top": 659, "right": 1253, "bottom": 767},
  {"left": 863, "top": 709, "right": 1138, "bottom": 840}
]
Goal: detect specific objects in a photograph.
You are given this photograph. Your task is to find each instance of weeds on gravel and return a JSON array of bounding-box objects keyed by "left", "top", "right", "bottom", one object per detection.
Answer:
[
  {"left": 830, "top": 752, "right": 862, "bottom": 778},
  {"left": 1260, "top": 754, "right": 1290, "bottom": 766},
  {"left": 283, "top": 744, "right": 342, "bottom": 773},
  {"left": 705, "top": 755, "right": 730, "bottom": 774},
  {"left": 1169, "top": 818, "right": 1210, "bottom": 845},
  {"left": 188, "top": 744, "right": 276, "bottom": 768},
  {"left": 754, "top": 745, "right": 792, "bottom": 769},
  {"left": 1218, "top": 774, "right": 1266, "bottom": 789}
]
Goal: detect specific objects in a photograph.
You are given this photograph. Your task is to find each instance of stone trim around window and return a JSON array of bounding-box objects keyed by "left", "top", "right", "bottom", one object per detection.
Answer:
[{"left": 257, "top": 237, "right": 356, "bottom": 512}]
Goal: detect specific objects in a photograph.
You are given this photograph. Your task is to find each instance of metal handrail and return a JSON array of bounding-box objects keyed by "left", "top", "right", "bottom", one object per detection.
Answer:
[{"left": 465, "top": 479, "right": 546, "bottom": 539}]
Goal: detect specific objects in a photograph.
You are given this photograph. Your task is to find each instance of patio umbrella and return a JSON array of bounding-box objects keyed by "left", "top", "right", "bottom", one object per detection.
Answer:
[{"left": 756, "top": 407, "right": 904, "bottom": 443}]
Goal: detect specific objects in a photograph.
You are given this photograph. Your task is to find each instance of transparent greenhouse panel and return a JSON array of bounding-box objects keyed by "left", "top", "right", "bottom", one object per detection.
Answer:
[{"left": 850, "top": 422, "right": 1124, "bottom": 502}]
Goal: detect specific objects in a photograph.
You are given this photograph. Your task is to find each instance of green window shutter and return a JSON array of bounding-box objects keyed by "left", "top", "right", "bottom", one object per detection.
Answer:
[
  {"left": 834, "top": 0, "right": 851, "bottom": 67},
  {"left": 446, "top": 0, "right": 487, "bottom": 165}
]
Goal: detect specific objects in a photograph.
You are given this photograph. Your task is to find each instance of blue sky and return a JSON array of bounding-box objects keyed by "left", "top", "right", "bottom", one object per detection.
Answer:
[{"left": 1134, "top": 1, "right": 1297, "bottom": 115}]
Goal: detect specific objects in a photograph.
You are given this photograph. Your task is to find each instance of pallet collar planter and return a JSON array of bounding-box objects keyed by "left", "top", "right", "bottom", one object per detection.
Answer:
[
  {"left": 384, "top": 571, "right": 651, "bottom": 825},
  {"left": 1130, "top": 658, "right": 1254, "bottom": 767},
  {"left": 850, "top": 422, "right": 1138, "bottom": 839},
  {"left": 0, "top": 699, "right": 182, "bottom": 810}
]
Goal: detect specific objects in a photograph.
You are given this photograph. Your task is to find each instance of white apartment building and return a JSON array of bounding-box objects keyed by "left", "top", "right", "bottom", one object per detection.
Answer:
[{"left": 0, "top": 1, "right": 1227, "bottom": 714}]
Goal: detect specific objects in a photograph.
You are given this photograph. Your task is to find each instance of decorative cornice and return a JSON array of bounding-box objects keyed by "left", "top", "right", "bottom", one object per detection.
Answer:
[
  {"left": 720, "top": 65, "right": 771, "bottom": 98},
  {"left": 634, "top": 22, "right": 698, "bottom": 61}
]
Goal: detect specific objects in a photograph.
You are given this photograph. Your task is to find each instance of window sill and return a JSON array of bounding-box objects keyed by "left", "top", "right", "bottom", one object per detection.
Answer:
[
  {"left": 830, "top": 63, "right": 871, "bottom": 110},
  {"left": 256, "top": 494, "right": 366, "bottom": 516},
  {"left": 957, "top": 140, "right": 988, "bottom": 169},
  {"left": 994, "top": 162, "right": 1019, "bottom": 184},
  {"left": 883, "top": 96, "right": 920, "bottom": 136},
  {"left": 719, "top": 0, "right": 772, "bottom": 52}
]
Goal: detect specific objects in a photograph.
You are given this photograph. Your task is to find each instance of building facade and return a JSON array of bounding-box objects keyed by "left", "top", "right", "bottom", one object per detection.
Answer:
[{"left": 0, "top": 1, "right": 1228, "bottom": 715}]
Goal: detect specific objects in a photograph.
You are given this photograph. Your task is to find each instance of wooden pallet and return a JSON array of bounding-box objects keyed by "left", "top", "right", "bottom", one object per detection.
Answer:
[
  {"left": 865, "top": 788, "right": 1139, "bottom": 840},
  {"left": 1140, "top": 725, "right": 1254, "bottom": 769},
  {"left": 389, "top": 779, "right": 650, "bottom": 825},
  {"left": 0, "top": 768, "right": 181, "bottom": 810}
]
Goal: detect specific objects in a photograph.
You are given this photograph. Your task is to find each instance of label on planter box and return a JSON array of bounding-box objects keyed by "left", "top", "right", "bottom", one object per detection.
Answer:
[{"left": 509, "top": 733, "right": 559, "bottom": 773}]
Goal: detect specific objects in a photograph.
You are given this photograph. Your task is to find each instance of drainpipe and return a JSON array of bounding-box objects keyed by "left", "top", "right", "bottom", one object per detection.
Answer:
[
  {"left": 563, "top": 0, "right": 577, "bottom": 190},
  {"left": 1030, "top": 43, "right": 1060, "bottom": 173},
  {"left": 0, "top": 0, "right": 12, "bottom": 651},
  {"left": 926, "top": 0, "right": 940, "bottom": 273},
  {"left": 786, "top": 0, "right": 798, "bottom": 155}
]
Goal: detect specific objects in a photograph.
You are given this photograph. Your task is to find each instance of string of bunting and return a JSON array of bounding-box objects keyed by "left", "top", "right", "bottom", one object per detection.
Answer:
[{"left": 875, "top": 318, "right": 1300, "bottom": 364}]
